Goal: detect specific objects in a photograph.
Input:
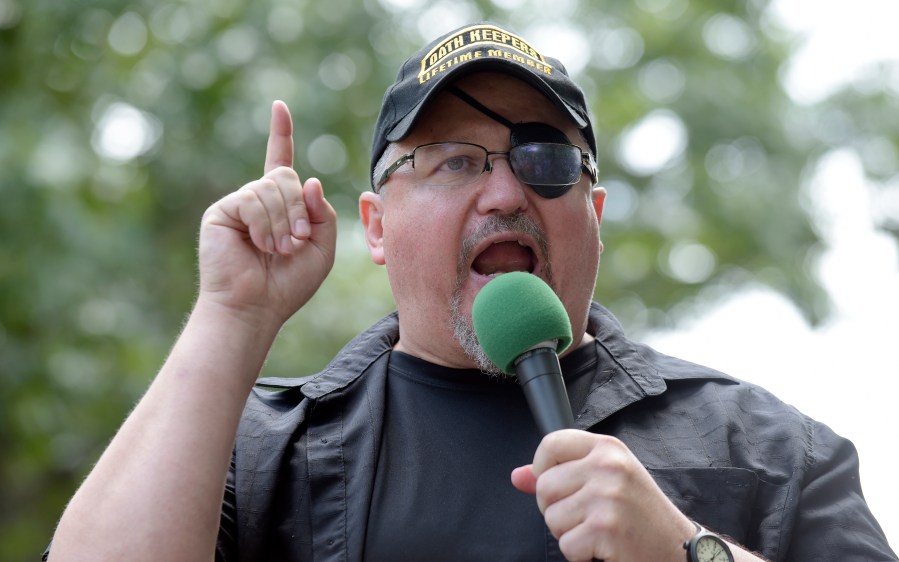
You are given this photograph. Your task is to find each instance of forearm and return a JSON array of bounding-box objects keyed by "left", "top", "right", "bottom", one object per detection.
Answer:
[{"left": 49, "top": 298, "right": 280, "bottom": 561}]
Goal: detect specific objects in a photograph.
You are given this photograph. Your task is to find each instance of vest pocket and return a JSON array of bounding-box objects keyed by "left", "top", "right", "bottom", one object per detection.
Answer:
[{"left": 648, "top": 466, "right": 760, "bottom": 546}]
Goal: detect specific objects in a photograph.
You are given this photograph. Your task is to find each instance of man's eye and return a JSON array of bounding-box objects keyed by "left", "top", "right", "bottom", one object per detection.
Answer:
[
  {"left": 415, "top": 146, "right": 484, "bottom": 185},
  {"left": 444, "top": 156, "right": 468, "bottom": 172}
]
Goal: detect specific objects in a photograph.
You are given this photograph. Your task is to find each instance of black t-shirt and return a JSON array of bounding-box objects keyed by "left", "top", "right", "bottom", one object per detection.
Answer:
[{"left": 364, "top": 344, "right": 597, "bottom": 561}]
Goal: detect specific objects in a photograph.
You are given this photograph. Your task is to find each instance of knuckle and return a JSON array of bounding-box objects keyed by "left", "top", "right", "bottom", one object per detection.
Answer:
[
  {"left": 584, "top": 509, "right": 614, "bottom": 535},
  {"left": 587, "top": 436, "right": 632, "bottom": 470},
  {"left": 268, "top": 165, "right": 300, "bottom": 184},
  {"left": 534, "top": 475, "right": 556, "bottom": 504},
  {"left": 542, "top": 503, "right": 566, "bottom": 535},
  {"left": 286, "top": 198, "right": 308, "bottom": 212},
  {"left": 583, "top": 475, "right": 621, "bottom": 506},
  {"left": 235, "top": 187, "right": 263, "bottom": 206},
  {"left": 542, "top": 498, "right": 557, "bottom": 519},
  {"left": 557, "top": 533, "right": 589, "bottom": 562},
  {"left": 201, "top": 205, "right": 216, "bottom": 223},
  {"left": 540, "top": 430, "right": 566, "bottom": 451},
  {"left": 257, "top": 177, "right": 280, "bottom": 195}
]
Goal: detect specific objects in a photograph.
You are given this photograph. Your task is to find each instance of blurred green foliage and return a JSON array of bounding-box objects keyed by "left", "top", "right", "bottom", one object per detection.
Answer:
[{"left": 1, "top": 0, "right": 897, "bottom": 559}]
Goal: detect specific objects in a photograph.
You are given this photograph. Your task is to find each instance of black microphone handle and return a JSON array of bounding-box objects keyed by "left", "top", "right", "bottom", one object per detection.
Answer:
[{"left": 513, "top": 346, "right": 575, "bottom": 435}]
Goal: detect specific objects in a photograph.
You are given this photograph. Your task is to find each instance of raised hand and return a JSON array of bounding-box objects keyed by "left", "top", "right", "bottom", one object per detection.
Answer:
[{"left": 197, "top": 100, "right": 337, "bottom": 328}]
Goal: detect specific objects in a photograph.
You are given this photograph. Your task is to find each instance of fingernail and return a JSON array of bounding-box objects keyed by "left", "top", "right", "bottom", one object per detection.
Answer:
[
  {"left": 280, "top": 235, "right": 291, "bottom": 252},
  {"left": 266, "top": 235, "right": 275, "bottom": 253},
  {"left": 294, "top": 219, "right": 310, "bottom": 238}
]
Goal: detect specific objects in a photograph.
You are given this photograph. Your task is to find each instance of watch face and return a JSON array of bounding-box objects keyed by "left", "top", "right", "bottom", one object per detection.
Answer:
[{"left": 695, "top": 535, "right": 732, "bottom": 562}]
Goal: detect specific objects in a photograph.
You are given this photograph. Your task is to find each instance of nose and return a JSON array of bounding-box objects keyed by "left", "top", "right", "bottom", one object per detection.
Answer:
[{"left": 476, "top": 155, "right": 528, "bottom": 215}]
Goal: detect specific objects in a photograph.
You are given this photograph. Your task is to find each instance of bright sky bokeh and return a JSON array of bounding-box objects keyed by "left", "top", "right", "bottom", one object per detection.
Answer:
[{"left": 648, "top": 0, "right": 899, "bottom": 548}]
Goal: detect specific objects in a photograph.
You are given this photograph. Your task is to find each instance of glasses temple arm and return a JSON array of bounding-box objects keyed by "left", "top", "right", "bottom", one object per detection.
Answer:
[
  {"left": 375, "top": 153, "right": 414, "bottom": 192},
  {"left": 582, "top": 152, "right": 599, "bottom": 185}
]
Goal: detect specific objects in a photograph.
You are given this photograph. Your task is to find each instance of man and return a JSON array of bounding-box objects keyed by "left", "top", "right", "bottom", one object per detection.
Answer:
[{"left": 47, "top": 22, "right": 895, "bottom": 562}]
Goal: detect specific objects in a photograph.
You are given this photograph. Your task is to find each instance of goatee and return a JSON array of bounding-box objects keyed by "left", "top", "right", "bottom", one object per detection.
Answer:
[{"left": 449, "top": 213, "right": 553, "bottom": 376}]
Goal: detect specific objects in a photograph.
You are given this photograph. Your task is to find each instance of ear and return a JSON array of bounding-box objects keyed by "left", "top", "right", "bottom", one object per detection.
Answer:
[
  {"left": 359, "top": 191, "right": 386, "bottom": 265},
  {"left": 592, "top": 186, "right": 606, "bottom": 225},
  {"left": 592, "top": 186, "right": 607, "bottom": 254}
]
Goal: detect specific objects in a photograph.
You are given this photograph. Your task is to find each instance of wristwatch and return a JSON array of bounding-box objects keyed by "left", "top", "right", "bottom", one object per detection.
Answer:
[{"left": 683, "top": 521, "right": 734, "bottom": 562}]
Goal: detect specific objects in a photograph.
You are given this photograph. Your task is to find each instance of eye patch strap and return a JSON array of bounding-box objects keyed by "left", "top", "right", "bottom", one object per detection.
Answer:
[
  {"left": 445, "top": 85, "right": 516, "bottom": 129},
  {"left": 445, "top": 85, "right": 572, "bottom": 148}
]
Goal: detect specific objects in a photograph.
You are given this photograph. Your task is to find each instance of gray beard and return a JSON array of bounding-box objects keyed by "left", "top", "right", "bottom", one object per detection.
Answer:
[{"left": 449, "top": 213, "right": 553, "bottom": 377}]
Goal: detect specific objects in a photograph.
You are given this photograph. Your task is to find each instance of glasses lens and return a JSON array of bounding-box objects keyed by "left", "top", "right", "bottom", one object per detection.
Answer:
[
  {"left": 413, "top": 142, "right": 487, "bottom": 187},
  {"left": 510, "top": 143, "right": 582, "bottom": 187}
]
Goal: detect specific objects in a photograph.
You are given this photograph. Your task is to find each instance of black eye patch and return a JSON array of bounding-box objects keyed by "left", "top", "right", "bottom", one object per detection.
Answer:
[
  {"left": 508, "top": 123, "right": 582, "bottom": 199},
  {"left": 509, "top": 122, "right": 572, "bottom": 147}
]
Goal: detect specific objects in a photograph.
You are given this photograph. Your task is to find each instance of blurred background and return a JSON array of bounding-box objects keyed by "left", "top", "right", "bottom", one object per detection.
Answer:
[{"left": 0, "top": 0, "right": 896, "bottom": 559}]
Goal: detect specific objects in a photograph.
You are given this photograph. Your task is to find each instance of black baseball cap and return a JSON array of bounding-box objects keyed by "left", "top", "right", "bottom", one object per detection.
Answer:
[{"left": 370, "top": 22, "right": 596, "bottom": 188}]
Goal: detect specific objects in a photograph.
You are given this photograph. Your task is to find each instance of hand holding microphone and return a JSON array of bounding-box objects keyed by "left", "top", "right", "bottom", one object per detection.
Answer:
[{"left": 475, "top": 275, "right": 699, "bottom": 561}]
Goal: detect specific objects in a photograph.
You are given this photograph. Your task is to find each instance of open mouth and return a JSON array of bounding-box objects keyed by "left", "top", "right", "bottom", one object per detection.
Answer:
[{"left": 471, "top": 239, "right": 537, "bottom": 277}]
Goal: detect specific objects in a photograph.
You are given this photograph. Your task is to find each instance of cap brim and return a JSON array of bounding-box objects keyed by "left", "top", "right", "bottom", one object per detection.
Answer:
[{"left": 384, "top": 59, "right": 588, "bottom": 144}]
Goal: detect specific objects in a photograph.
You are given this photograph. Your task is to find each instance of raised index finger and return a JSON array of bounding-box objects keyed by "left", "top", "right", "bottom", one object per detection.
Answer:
[{"left": 264, "top": 100, "right": 294, "bottom": 174}]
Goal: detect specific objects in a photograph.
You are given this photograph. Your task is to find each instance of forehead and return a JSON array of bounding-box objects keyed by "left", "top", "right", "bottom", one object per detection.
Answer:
[{"left": 403, "top": 72, "right": 584, "bottom": 147}]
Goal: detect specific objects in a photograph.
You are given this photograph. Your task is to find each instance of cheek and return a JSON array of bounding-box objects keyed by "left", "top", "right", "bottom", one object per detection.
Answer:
[
  {"left": 382, "top": 200, "right": 460, "bottom": 289},
  {"left": 552, "top": 196, "right": 600, "bottom": 248},
  {"left": 383, "top": 216, "right": 422, "bottom": 274},
  {"left": 549, "top": 204, "right": 602, "bottom": 284}
]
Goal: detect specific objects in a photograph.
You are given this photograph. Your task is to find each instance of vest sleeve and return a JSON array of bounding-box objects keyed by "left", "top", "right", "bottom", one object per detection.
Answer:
[
  {"left": 784, "top": 421, "right": 897, "bottom": 560},
  {"left": 214, "top": 452, "right": 238, "bottom": 561}
]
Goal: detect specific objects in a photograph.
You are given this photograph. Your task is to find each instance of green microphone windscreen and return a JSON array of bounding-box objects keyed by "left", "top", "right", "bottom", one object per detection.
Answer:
[{"left": 472, "top": 272, "right": 572, "bottom": 374}]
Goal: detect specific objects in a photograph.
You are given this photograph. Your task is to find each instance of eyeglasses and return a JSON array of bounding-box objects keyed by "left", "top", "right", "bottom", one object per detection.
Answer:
[{"left": 375, "top": 141, "right": 598, "bottom": 199}]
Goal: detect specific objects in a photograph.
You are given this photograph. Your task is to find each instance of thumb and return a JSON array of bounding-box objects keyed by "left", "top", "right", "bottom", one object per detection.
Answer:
[
  {"left": 511, "top": 464, "right": 537, "bottom": 495},
  {"left": 302, "top": 177, "right": 335, "bottom": 225}
]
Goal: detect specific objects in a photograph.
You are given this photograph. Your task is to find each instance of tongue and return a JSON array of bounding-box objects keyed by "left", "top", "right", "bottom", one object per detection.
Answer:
[{"left": 472, "top": 242, "right": 534, "bottom": 276}]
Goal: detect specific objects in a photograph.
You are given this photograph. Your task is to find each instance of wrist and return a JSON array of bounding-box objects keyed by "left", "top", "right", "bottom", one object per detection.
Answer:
[
  {"left": 192, "top": 293, "right": 286, "bottom": 340},
  {"left": 162, "top": 296, "right": 283, "bottom": 393}
]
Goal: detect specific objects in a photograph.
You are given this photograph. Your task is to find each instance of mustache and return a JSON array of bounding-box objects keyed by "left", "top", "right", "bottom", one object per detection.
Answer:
[{"left": 456, "top": 213, "right": 551, "bottom": 281}]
